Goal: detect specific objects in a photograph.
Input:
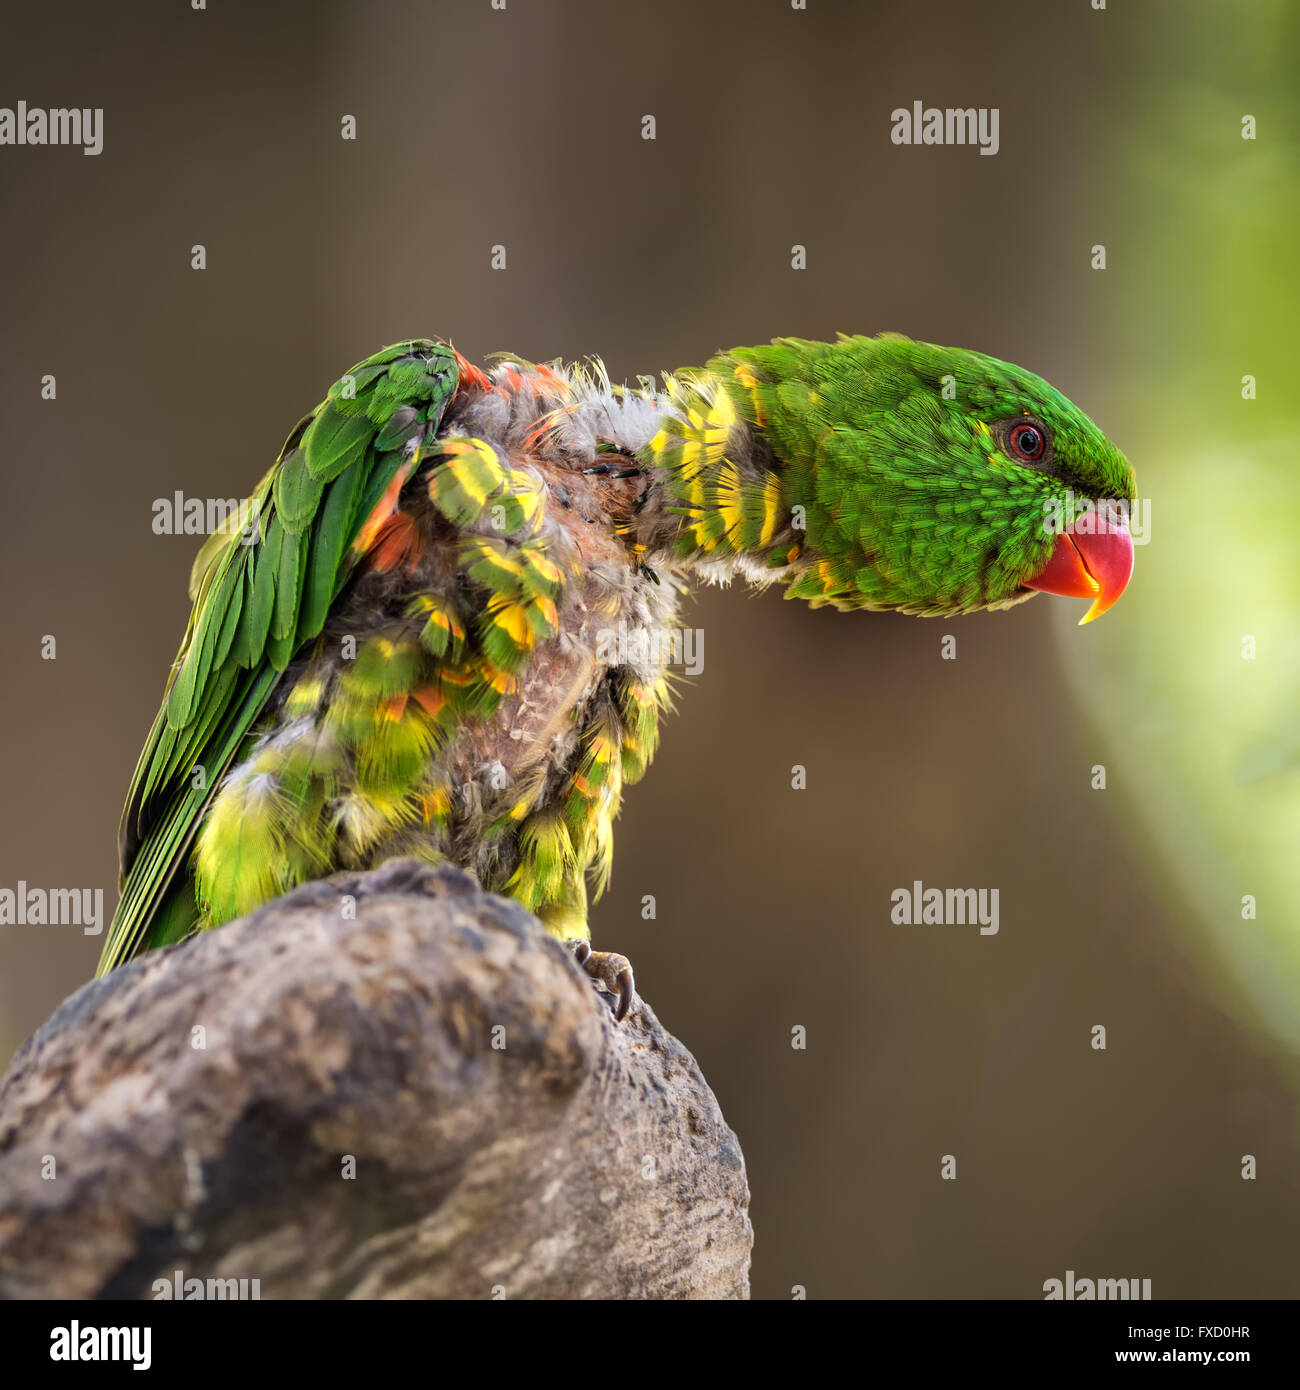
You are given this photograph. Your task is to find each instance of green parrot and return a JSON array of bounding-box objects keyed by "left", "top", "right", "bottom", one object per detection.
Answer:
[{"left": 98, "top": 334, "right": 1136, "bottom": 1017}]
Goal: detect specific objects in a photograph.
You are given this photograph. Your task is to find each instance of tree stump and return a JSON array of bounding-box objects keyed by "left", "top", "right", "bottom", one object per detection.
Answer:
[{"left": 0, "top": 860, "right": 751, "bottom": 1299}]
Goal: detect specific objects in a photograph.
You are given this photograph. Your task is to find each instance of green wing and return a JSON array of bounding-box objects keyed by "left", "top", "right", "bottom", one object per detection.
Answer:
[{"left": 98, "top": 340, "right": 460, "bottom": 975}]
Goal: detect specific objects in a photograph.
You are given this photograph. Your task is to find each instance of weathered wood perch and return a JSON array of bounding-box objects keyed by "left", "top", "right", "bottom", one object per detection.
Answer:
[{"left": 0, "top": 860, "right": 751, "bottom": 1299}]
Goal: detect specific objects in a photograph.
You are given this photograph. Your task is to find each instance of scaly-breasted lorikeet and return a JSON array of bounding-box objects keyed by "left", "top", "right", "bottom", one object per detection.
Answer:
[{"left": 98, "top": 334, "right": 1136, "bottom": 1017}]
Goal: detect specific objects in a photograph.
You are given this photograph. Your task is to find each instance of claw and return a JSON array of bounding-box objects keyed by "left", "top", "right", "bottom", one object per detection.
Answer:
[
  {"left": 570, "top": 941, "right": 636, "bottom": 1022},
  {"left": 610, "top": 960, "right": 635, "bottom": 1022}
]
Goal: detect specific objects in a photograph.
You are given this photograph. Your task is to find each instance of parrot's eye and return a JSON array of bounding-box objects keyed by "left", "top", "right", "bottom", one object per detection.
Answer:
[{"left": 1006, "top": 420, "right": 1048, "bottom": 463}]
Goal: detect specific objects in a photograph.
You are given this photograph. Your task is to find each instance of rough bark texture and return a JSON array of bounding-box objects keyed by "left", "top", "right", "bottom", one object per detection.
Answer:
[{"left": 0, "top": 860, "right": 751, "bottom": 1299}]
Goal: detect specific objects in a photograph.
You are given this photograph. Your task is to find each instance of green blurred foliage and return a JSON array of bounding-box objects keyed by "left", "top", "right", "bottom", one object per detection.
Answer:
[{"left": 1071, "top": 0, "right": 1300, "bottom": 1054}]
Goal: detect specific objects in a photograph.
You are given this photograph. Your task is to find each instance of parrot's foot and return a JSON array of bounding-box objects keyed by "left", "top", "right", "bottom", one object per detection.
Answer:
[{"left": 570, "top": 941, "right": 636, "bottom": 1022}]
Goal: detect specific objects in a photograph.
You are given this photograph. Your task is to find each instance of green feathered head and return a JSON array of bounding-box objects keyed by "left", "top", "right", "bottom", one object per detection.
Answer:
[{"left": 721, "top": 334, "right": 1137, "bottom": 622}]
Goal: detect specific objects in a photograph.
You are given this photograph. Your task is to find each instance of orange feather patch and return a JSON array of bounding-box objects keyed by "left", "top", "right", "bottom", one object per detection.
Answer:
[
  {"left": 411, "top": 684, "right": 447, "bottom": 719},
  {"left": 352, "top": 459, "right": 419, "bottom": 559},
  {"left": 453, "top": 350, "right": 492, "bottom": 394},
  {"left": 363, "top": 510, "right": 424, "bottom": 574},
  {"left": 380, "top": 693, "right": 409, "bottom": 721}
]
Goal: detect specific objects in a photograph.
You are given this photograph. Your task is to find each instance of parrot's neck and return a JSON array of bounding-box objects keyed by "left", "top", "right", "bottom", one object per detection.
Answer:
[{"left": 635, "top": 367, "right": 804, "bottom": 583}]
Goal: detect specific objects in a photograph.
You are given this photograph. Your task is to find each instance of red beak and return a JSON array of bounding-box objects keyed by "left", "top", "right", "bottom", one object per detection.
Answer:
[{"left": 1024, "top": 515, "right": 1134, "bottom": 625}]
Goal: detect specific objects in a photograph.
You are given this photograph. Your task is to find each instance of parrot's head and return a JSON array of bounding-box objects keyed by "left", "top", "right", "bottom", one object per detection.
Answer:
[{"left": 725, "top": 334, "right": 1137, "bottom": 621}]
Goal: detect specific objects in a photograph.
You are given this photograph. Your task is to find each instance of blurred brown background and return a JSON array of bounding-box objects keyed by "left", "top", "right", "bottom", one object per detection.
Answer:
[{"left": 2, "top": 0, "right": 1296, "bottom": 1298}]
